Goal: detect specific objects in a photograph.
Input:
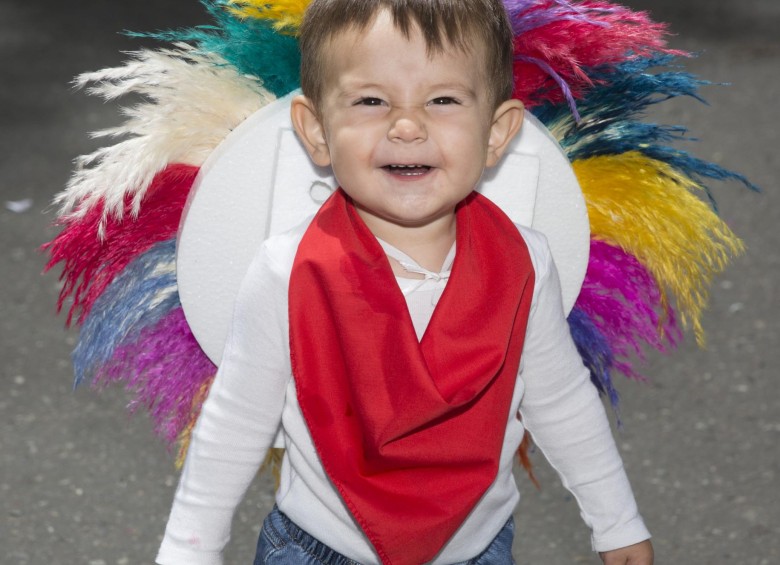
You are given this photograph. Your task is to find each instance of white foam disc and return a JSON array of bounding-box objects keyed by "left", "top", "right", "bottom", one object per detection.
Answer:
[{"left": 177, "top": 91, "right": 589, "bottom": 364}]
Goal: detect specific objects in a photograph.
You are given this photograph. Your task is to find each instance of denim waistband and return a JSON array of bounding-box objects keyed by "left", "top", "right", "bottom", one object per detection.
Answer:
[{"left": 260, "top": 505, "right": 515, "bottom": 565}]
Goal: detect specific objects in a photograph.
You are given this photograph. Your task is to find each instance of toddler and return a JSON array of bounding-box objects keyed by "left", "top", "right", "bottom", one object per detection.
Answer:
[{"left": 157, "top": 1, "right": 654, "bottom": 563}]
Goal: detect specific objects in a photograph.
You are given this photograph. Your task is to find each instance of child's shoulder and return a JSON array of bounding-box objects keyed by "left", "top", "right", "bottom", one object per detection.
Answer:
[
  {"left": 514, "top": 224, "right": 554, "bottom": 282},
  {"left": 257, "top": 214, "right": 316, "bottom": 274}
]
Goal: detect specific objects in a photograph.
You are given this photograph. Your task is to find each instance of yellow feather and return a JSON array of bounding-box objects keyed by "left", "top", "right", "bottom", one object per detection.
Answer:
[
  {"left": 260, "top": 448, "right": 285, "bottom": 489},
  {"left": 574, "top": 151, "right": 744, "bottom": 345},
  {"left": 175, "top": 435, "right": 190, "bottom": 470},
  {"left": 175, "top": 377, "right": 214, "bottom": 469},
  {"left": 226, "top": 0, "right": 311, "bottom": 33}
]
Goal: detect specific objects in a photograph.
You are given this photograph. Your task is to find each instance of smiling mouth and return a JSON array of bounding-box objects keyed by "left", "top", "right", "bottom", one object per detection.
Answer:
[{"left": 383, "top": 164, "right": 432, "bottom": 176}]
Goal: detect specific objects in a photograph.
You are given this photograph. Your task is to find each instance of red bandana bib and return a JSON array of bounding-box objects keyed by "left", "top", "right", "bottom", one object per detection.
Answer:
[{"left": 289, "top": 189, "right": 535, "bottom": 564}]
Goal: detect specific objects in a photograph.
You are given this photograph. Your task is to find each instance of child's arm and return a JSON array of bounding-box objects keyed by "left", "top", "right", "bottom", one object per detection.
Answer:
[
  {"left": 517, "top": 229, "right": 651, "bottom": 556},
  {"left": 156, "top": 242, "right": 292, "bottom": 565},
  {"left": 600, "top": 539, "right": 654, "bottom": 564}
]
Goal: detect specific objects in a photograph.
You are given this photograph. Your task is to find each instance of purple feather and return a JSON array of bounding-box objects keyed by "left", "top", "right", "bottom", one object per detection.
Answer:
[
  {"left": 516, "top": 54, "right": 582, "bottom": 121},
  {"left": 575, "top": 239, "right": 680, "bottom": 379},
  {"left": 93, "top": 307, "right": 217, "bottom": 444},
  {"left": 567, "top": 307, "right": 620, "bottom": 414},
  {"left": 503, "top": 0, "right": 611, "bottom": 36}
]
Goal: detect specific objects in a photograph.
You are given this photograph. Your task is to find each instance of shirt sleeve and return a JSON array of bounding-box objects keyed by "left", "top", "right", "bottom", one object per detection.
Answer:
[
  {"left": 156, "top": 242, "right": 292, "bottom": 565},
  {"left": 518, "top": 231, "right": 651, "bottom": 553}
]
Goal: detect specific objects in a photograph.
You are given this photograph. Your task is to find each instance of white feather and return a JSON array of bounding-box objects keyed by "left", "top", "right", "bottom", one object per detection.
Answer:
[{"left": 55, "top": 44, "right": 275, "bottom": 232}]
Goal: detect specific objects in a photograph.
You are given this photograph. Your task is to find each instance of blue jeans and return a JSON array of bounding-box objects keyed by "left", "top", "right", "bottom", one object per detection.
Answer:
[{"left": 254, "top": 505, "right": 516, "bottom": 565}]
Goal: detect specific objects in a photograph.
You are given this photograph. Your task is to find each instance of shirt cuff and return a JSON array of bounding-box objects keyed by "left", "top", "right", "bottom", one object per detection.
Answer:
[
  {"left": 591, "top": 515, "right": 651, "bottom": 553},
  {"left": 156, "top": 541, "right": 224, "bottom": 565}
]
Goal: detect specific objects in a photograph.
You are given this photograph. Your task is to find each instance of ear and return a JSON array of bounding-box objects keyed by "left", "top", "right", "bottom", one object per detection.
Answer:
[
  {"left": 485, "top": 99, "right": 525, "bottom": 167},
  {"left": 290, "top": 95, "right": 331, "bottom": 167}
]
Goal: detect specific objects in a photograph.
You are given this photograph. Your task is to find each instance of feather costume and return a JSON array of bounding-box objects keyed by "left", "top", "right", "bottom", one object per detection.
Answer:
[{"left": 45, "top": 0, "right": 752, "bottom": 474}]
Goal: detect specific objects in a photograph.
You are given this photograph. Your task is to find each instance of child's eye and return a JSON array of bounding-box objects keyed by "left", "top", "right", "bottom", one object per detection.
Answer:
[
  {"left": 429, "top": 97, "right": 459, "bottom": 105},
  {"left": 354, "top": 97, "right": 384, "bottom": 106}
]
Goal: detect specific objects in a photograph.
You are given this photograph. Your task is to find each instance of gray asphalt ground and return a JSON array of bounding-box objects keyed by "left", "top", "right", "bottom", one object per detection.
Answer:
[{"left": 1, "top": 1, "right": 778, "bottom": 563}]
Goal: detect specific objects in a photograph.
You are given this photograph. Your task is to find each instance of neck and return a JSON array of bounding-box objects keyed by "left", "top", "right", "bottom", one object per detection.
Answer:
[{"left": 356, "top": 209, "right": 457, "bottom": 274}]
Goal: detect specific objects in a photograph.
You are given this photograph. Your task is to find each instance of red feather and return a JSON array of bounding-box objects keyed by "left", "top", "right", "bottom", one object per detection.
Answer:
[
  {"left": 43, "top": 164, "right": 199, "bottom": 326},
  {"left": 511, "top": 1, "right": 686, "bottom": 107}
]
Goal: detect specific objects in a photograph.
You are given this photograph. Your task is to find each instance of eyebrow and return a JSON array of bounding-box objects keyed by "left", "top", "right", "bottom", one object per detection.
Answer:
[
  {"left": 336, "top": 80, "right": 478, "bottom": 98},
  {"left": 428, "top": 83, "right": 478, "bottom": 96},
  {"left": 339, "top": 83, "right": 381, "bottom": 93}
]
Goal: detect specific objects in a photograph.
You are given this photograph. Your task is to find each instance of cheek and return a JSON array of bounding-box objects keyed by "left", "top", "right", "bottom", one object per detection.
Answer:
[
  {"left": 328, "top": 122, "right": 383, "bottom": 157},
  {"left": 434, "top": 115, "right": 490, "bottom": 150},
  {"left": 439, "top": 133, "right": 489, "bottom": 171},
  {"left": 327, "top": 135, "right": 375, "bottom": 187}
]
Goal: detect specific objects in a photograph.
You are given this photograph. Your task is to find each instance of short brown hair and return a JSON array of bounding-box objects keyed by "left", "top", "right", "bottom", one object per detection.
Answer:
[{"left": 298, "top": 0, "right": 515, "bottom": 110}]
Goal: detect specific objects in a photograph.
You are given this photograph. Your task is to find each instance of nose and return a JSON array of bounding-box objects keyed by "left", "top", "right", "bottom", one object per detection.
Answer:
[{"left": 388, "top": 107, "right": 427, "bottom": 143}]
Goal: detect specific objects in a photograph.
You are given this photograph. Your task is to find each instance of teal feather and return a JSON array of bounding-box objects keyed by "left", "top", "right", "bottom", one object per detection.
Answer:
[
  {"left": 128, "top": 0, "right": 301, "bottom": 97},
  {"left": 535, "top": 55, "right": 759, "bottom": 204}
]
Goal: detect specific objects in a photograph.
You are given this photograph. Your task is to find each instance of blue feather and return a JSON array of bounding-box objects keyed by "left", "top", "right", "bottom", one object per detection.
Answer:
[
  {"left": 568, "top": 308, "right": 621, "bottom": 418},
  {"left": 534, "top": 54, "right": 759, "bottom": 203},
  {"left": 73, "top": 240, "right": 179, "bottom": 388}
]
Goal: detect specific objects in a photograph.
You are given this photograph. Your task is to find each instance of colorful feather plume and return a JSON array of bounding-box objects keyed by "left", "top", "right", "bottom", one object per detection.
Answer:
[
  {"left": 96, "top": 306, "right": 217, "bottom": 444},
  {"left": 575, "top": 151, "right": 744, "bottom": 346},
  {"left": 45, "top": 164, "right": 199, "bottom": 325},
  {"left": 44, "top": 0, "right": 751, "bottom": 467},
  {"left": 134, "top": 0, "right": 301, "bottom": 96},
  {"left": 72, "top": 239, "right": 180, "bottom": 387},
  {"left": 574, "top": 240, "right": 679, "bottom": 380},
  {"left": 535, "top": 54, "right": 758, "bottom": 199},
  {"left": 505, "top": 0, "right": 686, "bottom": 118}
]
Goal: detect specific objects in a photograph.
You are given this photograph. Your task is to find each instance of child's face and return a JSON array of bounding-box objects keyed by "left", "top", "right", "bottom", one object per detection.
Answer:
[{"left": 292, "top": 10, "right": 523, "bottom": 235}]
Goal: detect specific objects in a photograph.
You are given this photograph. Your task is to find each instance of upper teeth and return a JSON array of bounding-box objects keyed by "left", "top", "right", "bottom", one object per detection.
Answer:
[{"left": 390, "top": 164, "right": 424, "bottom": 168}]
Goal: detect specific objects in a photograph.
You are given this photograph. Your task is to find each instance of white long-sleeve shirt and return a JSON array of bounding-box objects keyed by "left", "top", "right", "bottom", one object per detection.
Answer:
[{"left": 157, "top": 219, "right": 650, "bottom": 565}]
